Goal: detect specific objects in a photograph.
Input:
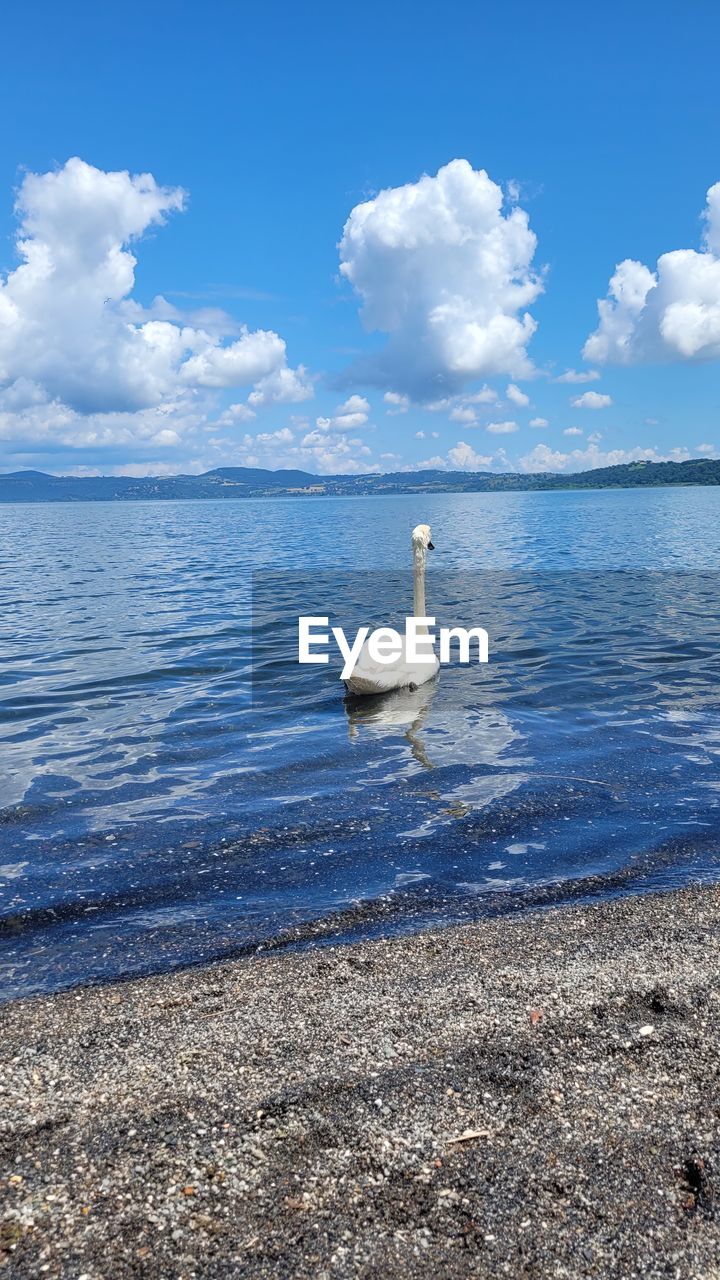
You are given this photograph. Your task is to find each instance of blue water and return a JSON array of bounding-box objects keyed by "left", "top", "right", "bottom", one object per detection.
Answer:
[{"left": 2, "top": 487, "right": 720, "bottom": 999}]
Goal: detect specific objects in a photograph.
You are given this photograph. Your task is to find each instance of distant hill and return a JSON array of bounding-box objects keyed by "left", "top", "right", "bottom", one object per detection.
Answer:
[{"left": 1, "top": 457, "right": 720, "bottom": 502}]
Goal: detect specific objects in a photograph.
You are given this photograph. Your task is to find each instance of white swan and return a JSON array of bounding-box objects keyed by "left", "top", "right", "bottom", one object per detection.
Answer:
[{"left": 344, "top": 523, "right": 440, "bottom": 696}]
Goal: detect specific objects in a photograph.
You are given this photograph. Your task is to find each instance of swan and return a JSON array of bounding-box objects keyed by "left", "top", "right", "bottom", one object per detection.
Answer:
[{"left": 343, "top": 523, "right": 440, "bottom": 696}]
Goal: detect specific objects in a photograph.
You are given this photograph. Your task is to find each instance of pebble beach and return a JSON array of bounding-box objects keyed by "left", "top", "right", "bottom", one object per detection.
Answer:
[{"left": 1, "top": 885, "right": 719, "bottom": 1278}]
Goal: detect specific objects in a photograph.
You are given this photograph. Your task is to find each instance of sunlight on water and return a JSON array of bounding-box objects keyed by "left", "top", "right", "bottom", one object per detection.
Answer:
[{"left": 3, "top": 488, "right": 720, "bottom": 997}]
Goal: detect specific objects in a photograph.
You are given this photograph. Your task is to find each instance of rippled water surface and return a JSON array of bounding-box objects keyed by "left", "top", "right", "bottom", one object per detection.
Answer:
[{"left": 3, "top": 488, "right": 720, "bottom": 998}]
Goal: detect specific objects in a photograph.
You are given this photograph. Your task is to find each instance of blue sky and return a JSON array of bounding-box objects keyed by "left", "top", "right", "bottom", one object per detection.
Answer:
[{"left": 0, "top": 0, "right": 719, "bottom": 476}]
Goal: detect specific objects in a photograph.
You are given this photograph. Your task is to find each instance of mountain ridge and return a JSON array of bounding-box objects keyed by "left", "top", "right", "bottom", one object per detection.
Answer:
[{"left": 1, "top": 457, "right": 720, "bottom": 501}]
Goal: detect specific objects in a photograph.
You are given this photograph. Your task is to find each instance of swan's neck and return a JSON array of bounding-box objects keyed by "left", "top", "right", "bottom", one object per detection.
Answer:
[{"left": 413, "top": 544, "right": 428, "bottom": 632}]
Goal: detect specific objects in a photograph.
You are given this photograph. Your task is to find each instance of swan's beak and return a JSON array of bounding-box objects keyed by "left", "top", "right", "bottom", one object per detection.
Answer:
[{"left": 428, "top": 540, "right": 435, "bottom": 551}]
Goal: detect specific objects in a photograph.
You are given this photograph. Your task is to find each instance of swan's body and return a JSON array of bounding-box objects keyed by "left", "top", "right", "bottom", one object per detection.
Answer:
[
  {"left": 342, "top": 640, "right": 439, "bottom": 696},
  {"left": 344, "top": 523, "right": 440, "bottom": 697}
]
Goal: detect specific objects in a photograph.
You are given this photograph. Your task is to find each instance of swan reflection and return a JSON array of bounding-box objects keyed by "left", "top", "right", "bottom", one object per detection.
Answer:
[
  {"left": 344, "top": 680, "right": 437, "bottom": 768},
  {"left": 344, "top": 678, "right": 522, "bottom": 772}
]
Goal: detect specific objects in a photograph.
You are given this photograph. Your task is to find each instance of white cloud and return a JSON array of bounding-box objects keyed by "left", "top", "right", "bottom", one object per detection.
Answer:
[
  {"left": 486, "top": 420, "right": 518, "bottom": 434},
  {"left": 339, "top": 394, "right": 370, "bottom": 414},
  {"left": 506, "top": 382, "right": 529, "bottom": 407},
  {"left": 252, "top": 427, "right": 294, "bottom": 447},
  {"left": 425, "top": 386, "right": 498, "bottom": 418},
  {"left": 449, "top": 405, "right": 478, "bottom": 424},
  {"left": 584, "top": 182, "right": 720, "bottom": 364},
  {"left": 179, "top": 329, "right": 291, "bottom": 389},
  {"left": 297, "top": 430, "right": 377, "bottom": 474},
  {"left": 153, "top": 428, "right": 181, "bottom": 446},
  {"left": 384, "top": 390, "right": 409, "bottom": 414},
  {"left": 529, "top": 417, "right": 548, "bottom": 428},
  {"left": 93, "top": 460, "right": 209, "bottom": 478},
  {"left": 465, "top": 385, "right": 498, "bottom": 404},
  {"left": 697, "top": 442, "right": 717, "bottom": 455},
  {"left": 448, "top": 441, "right": 493, "bottom": 469},
  {"left": 338, "top": 158, "right": 543, "bottom": 397},
  {"left": 519, "top": 442, "right": 691, "bottom": 474},
  {"left": 405, "top": 455, "right": 448, "bottom": 471},
  {"left": 203, "top": 424, "right": 299, "bottom": 474},
  {"left": 178, "top": 332, "right": 308, "bottom": 401},
  {"left": 563, "top": 427, "right": 583, "bottom": 436},
  {"left": 0, "top": 392, "right": 206, "bottom": 454},
  {"left": 217, "top": 402, "right": 257, "bottom": 425},
  {"left": 587, "top": 432, "right": 602, "bottom": 444},
  {"left": 493, "top": 447, "right": 515, "bottom": 472},
  {"left": 0, "top": 158, "right": 311, "bottom": 454},
  {"left": 554, "top": 368, "right": 600, "bottom": 383},
  {"left": 209, "top": 421, "right": 378, "bottom": 476},
  {"left": 415, "top": 430, "right": 425, "bottom": 439},
  {"left": 246, "top": 364, "right": 313, "bottom": 407},
  {"left": 571, "top": 390, "right": 612, "bottom": 409},
  {"left": 316, "top": 394, "right": 370, "bottom": 433},
  {"left": 704, "top": 184, "right": 720, "bottom": 255}
]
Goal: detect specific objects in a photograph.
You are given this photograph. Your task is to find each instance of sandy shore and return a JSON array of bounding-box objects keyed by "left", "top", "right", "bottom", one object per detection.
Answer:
[{"left": 1, "top": 886, "right": 719, "bottom": 1278}]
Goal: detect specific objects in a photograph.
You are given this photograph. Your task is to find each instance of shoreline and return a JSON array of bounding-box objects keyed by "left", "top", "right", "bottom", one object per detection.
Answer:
[{"left": 1, "top": 885, "right": 719, "bottom": 1277}]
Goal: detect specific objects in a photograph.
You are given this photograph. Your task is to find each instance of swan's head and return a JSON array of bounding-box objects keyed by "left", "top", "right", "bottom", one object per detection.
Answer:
[{"left": 412, "top": 523, "right": 435, "bottom": 551}]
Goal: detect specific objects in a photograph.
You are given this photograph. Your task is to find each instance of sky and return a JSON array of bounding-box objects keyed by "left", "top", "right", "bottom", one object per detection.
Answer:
[{"left": 0, "top": 0, "right": 719, "bottom": 478}]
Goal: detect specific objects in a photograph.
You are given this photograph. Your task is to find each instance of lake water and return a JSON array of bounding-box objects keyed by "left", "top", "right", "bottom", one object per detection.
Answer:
[{"left": 3, "top": 487, "right": 720, "bottom": 999}]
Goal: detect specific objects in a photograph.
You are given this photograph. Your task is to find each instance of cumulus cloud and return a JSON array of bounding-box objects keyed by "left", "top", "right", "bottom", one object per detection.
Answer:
[
  {"left": 402, "top": 455, "right": 447, "bottom": 471},
  {"left": 384, "top": 390, "right": 409, "bottom": 414},
  {"left": 217, "top": 402, "right": 258, "bottom": 425},
  {"left": 338, "top": 159, "right": 543, "bottom": 397},
  {"left": 298, "top": 430, "right": 377, "bottom": 474},
  {"left": 697, "top": 442, "right": 717, "bottom": 455},
  {"left": 486, "top": 420, "right": 518, "bottom": 434},
  {"left": 447, "top": 441, "right": 493, "bottom": 469},
  {"left": 506, "top": 382, "right": 529, "bottom": 406},
  {"left": 554, "top": 368, "right": 600, "bottom": 383},
  {"left": 449, "top": 405, "right": 478, "bottom": 424},
  {"left": 563, "top": 427, "right": 583, "bottom": 436},
  {"left": 571, "top": 390, "right": 612, "bottom": 409},
  {"left": 341, "top": 394, "right": 370, "bottom": 414},
  {"left": 424, "top": 386, "right": 498, "bottom": 413},
  {"left": 0, "top": 157, "right": 311, "bottom": 454},
  {"left": 0, "top": 393, "right": 207, "bottom": 457},
  {"left": 316, "top": 394, "right": 371, "bottom": 433},
  {"left": 518, "top": 442, "right": 691, "bottom": 474},
  {"left": 584, "top": 182, "right": 720, "bottom": 364},
  {"left": 246, "top": 364, "right": 313, "bottom": 408},
  {"left": 253, "top": 427, "right": 294, "bottom": 447},
  {"left": 205, "top": 419, "right": 379, "bottom": 477},
  {"left": 466, "top": 385, "right": 499, "bottom": 404},
  {"left": 110, "top": 460, "right": 209, "bottom": 478},
  {"left": 407, "top": 435, "right": 702, "bottom": 478},
  {"left": 529, "top": 417, "right": 548, "bottom": 428}
]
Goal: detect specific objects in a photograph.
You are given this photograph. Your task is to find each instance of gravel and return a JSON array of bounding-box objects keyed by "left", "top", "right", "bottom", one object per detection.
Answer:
[{"left": 1, "top": 885, "right": 720, "bottom": 1278}]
